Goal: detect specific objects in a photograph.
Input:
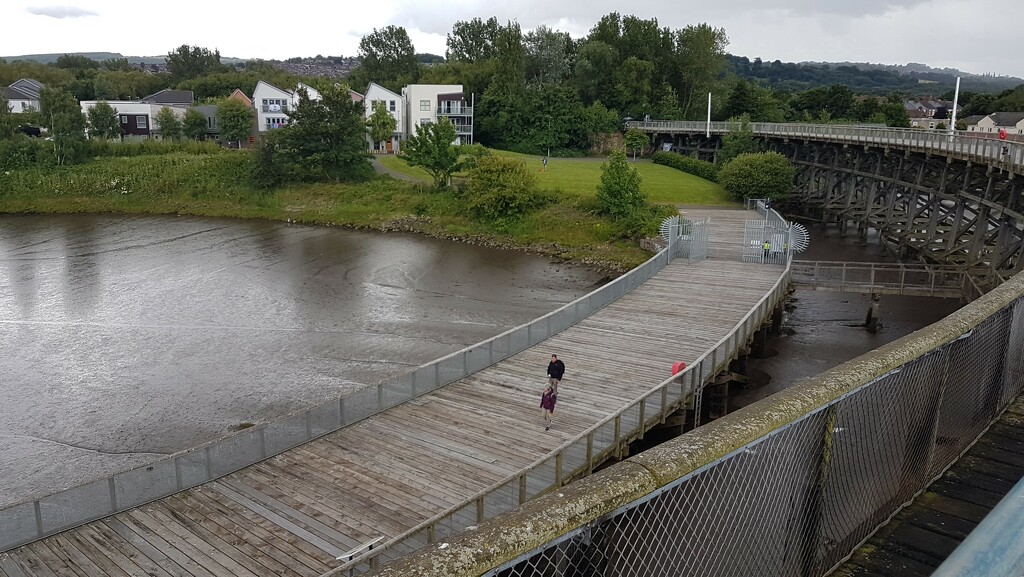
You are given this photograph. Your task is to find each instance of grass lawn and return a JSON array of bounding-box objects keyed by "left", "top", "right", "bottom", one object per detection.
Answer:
[{"left": 377, "top": 150, "right": 734, "bottom": 206}]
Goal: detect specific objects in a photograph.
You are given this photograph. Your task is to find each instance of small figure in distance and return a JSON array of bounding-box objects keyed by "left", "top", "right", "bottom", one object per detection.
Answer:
[
  {"left": 540, "top": 383, "right": 557, "bottom": 431},
  {"left": 547, "top": 354, "right": 565, "bottom": 391}
]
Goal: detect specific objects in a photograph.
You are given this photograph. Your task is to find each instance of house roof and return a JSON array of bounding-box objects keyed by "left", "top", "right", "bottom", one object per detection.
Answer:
[
  {"left": 1, "top": 86, "right": 35, "bottom": 101},
  {"left": 961, "top": 115, "right": 988, "bottom": 126},
  {"left": 227, "top": 89, "right": 251, "bottom": 106},
  {"left": 989, "top": 111, "right": 1024, "bottom": 126},
  {"left": 365, "top": 82, "right": 402, "bottom": 99},
  {"left": 253, "top": 80, "right": 293, "bottom": 98},
  {"left": 9, "top": 78, "right": 43, "bottom": 99},
  {"left": 193, "top": 104, "right": 218, "bottom": 116},
  {"left": 142, "top": 89, "right": 194, "bottom": 105}
]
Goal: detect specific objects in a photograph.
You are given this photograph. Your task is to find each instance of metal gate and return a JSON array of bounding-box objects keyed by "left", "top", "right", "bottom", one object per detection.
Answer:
[
  {"left": 680, "top": 217, "right": 710, "bottom": 262},
  {"left": 743, "top": 219, "right": 791, "bottom": 264}
]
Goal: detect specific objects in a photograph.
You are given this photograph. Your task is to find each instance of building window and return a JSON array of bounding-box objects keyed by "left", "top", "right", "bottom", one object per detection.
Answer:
[
  {"left": 137, "top": 116, "right": 147, "bottom": 129},
  {"left": 389, "top": 100, "right": 396, "bottom": 112},
  {"left": 420, "top": 100, "right": 430, "bottom": 111},
  {"left": 420, "top": 118, "right": 431, "bottom": 125},
  {"left": 208, "top": 117, "right": 214, "bottom": 128},
  {"left": 120, "top": 115, "right": 128, "bottom": 124}
]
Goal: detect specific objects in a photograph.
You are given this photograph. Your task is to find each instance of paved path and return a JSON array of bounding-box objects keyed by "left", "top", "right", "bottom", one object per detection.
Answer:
[
  {"left": 371, "top": 157, "right": 422, "bottom": 182},
  {"left": 0, "top": 209, "right": 786, "bottom": 577}
]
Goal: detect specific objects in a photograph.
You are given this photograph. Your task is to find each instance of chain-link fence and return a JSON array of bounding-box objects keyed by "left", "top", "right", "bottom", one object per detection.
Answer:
[{"left": 370, "top": 272, "right": 1024, "bottom": 577}]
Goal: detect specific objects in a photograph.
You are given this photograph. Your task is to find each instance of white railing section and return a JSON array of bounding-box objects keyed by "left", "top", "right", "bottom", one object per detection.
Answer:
[
  {"left": 627, "top": 120, "right": 1024, "bottom": 172},
  {"left": 328, "top": 211, "right": 793, "bottom": 575},
  {"left": 791, "top": 261, "right": 969, "bottom": 298}
]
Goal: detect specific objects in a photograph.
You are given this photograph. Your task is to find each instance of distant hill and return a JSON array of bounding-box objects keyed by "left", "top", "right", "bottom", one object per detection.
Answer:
[
  {"left": 2, "top": 51, "right": 248, "bottom": 65},
  {"left": 729, "top": 56, "right": 1024, "bottom": 95}
]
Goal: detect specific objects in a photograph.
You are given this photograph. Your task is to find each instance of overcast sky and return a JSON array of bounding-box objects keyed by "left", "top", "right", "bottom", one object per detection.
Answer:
[{"left": 3, "top": 0, "right": 1023, "bottom": 80}]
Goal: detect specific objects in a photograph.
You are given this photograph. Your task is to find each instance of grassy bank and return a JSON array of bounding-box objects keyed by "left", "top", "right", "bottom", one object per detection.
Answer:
[
  {"left": 378, "top": 150, "right": 732, "bottom": 205},
  {"left": 0, "top": 151, "right": 731, "bottom": 271}
]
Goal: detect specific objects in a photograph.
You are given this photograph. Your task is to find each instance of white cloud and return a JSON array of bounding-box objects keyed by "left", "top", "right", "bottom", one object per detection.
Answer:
[{"left": 26, "top": 5, "right": 97, "bottom": 18}]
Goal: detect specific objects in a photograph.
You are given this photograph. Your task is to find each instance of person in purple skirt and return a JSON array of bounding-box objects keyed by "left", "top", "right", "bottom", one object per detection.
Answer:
[{"left": 540, "top": 384, "right": 557, "bottom": 431}]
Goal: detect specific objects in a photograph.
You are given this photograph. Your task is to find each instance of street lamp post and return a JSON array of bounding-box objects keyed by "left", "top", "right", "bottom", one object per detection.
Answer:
[{"left": 949, "top": 76, "right": 961, "bottom": 139}]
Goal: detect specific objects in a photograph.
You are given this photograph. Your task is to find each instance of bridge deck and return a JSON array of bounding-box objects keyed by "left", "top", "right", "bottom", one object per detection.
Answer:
[
  {"left": 0, "top": 209, "right": 785, "bottom": 577},
  {"left": 831, "top": 395, "right": 1024, "bottom": 577}
]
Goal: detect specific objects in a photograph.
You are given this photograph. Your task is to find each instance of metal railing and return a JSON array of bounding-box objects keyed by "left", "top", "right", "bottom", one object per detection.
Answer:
[
  {"left": 0, "top": 223, "right": 686, "bottom": 554},
  {"left": 333, "top": 213, "right": 793, "bottom": 575},
  {"left": 261, "top": 104, "right": 289, "bottom": 113},
  {"left": 627, "top": 120, "right": 1024, "bottom": 172},
  {"left": 368, "top": 266, "right": 1024, "bottom": 577},
  {"left": 437, "top": 106, "right": 473, "bottom": 116},
  {"left": 791, "top": 260, "right": 969, "bottom": 298}
]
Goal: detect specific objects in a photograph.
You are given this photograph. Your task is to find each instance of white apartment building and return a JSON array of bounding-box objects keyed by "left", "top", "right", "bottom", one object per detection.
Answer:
[
  {"left": 363, "top": 82, "right": 404, "bottom": 153},
  {"left": 252, "top": 81, "right": 322, "bottom": 133},
  {"left": 401, "top": 84, "right": 474, "bottom": 145}
]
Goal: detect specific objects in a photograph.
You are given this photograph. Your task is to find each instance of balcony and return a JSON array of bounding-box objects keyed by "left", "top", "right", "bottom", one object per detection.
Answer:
[
  {"left": 261, "top": 104, "right": 289, "bottom": 113},
  {"left": 437, "top": 105, "right": 473, "bottom": 117}
]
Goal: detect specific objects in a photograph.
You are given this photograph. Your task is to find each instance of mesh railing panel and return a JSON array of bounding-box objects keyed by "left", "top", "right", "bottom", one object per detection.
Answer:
[{"left": 488, "top": 294, "right": 1023, "bottom": 577}]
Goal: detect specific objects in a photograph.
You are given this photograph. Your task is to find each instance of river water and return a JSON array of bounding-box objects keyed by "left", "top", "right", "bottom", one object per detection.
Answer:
[
  {"left": 733, "top": 224, "right": 963, "bottom": 408},
  {"left": 0, "top": 215, "right": 605, "bottom": 505}
]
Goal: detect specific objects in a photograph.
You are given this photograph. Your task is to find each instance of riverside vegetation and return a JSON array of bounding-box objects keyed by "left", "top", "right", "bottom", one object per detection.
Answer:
[{"left": 0, "top": 93, "right": 732, "bottom": 271}]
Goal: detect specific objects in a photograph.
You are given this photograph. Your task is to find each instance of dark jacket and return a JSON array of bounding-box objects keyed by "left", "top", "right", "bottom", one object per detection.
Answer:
[
  {"left": 540, "top": 389, "right": 557, "bottom": 411},
  {"left": 547, "top": 359, "right": 565, "bottom": 380}
]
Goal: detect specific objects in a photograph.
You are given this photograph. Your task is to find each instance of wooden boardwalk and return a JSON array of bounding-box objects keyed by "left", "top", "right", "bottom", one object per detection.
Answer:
[
  {"left": 0, "top": 209, "right": 784, "bottom": 577},
  {"left": 831, "top": 396, "right": 1024, "bottom": 577}
]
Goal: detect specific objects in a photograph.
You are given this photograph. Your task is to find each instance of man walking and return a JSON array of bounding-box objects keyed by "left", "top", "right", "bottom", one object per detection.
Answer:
[{"left": 547, "top": 354, "right": 565, "bottom": 391}]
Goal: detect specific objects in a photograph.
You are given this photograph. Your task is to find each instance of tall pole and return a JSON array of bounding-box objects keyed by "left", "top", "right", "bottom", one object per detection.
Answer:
[
  {"left": 949, "top": 76, "right": 961, "bottom": 137},
  {"left": 706, "top": 92, "right": 712, "bottom": 138}
]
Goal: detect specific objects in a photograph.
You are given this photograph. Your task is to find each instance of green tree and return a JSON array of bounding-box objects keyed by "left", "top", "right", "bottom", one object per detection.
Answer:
[
  {"left": 446, "top": 17, "right": 500, "bottom": 63},
  {"left": 574, "top": 40, "right": 618, "bottom": 106},
  {"left": 880, "top": 92, "right": 910, "bottom": 127},
  {"left": 624, "top": 127, "right": 648, "bottom": 161},
  {"left": 273, "top": 84, "right": 373, "bottom": 182},
  {"left": 597, "top": 149, "right": 646, "bottom": 219},
  {"left": 166, "top": 44, "right": 226, "bottom": 83},
  {"left": 367, "top": 101, "right": 397, "bottom": 149},
  {"left": 183, "top": 108, "right": 208, "bottom": 140},
  {"left": 464, "top": 155, "right": 548, "bottom": 224},
  {"left": 217, "top": 99, "right": 254, "bottom": 147},
  {"left": 720, "top": 114, "right": 761, "bottom": 164},
  {"left": 404, "top": 118, "right": 463, "bottom": 188},
  {"left": 716, "top": 152, "right": 795, "bottom": 202},
  {"left": 0, "top": 95, "right": 19, "bottom": 139},
  {"left": 524, "top": 25, "right": 571, "bottom": 85},
  {"left": 673, "top": 24, "right": 729, "bottom": 118},
  {"left": 39, "top": 87, "right": 86, "bottom": 165},
  {"left": 154, "top": 107, "right": 182, "bottom": 140},
  {"left": 86, "top": 101, "right": 120, "bottom": 139},
  {"left": 352, "top": 26, "right": 419, "bottom": 92}
]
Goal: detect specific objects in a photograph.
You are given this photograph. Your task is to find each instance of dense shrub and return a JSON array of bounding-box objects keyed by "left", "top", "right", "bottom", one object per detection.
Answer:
[
  {"left": 0, "top": 153, "right": 253, "bottom": 199},
  {"left": 83, "top": 139, "right": 226, "bottom": 158},
  {"left": 715, "top": 152, "right": 796, "bottom": 202},
  {"left": 652, "top": 151, "right": 719, "bottom": 181},
  {"left": 463, "top": 156, "right": 551, "bottom": 226},
  {"left": 0, "top": 137, "right": 54, "bottom": 171}
]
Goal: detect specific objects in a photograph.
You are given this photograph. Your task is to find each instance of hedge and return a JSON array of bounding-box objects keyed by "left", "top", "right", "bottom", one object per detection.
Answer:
[{"left": 651, "top": 151, "right": 719, "bottom": 181}]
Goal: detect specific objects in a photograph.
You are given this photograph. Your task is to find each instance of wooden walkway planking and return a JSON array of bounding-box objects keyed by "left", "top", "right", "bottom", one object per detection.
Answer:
[
  {"left": 0, "top": 209, "right": 784, "bottom": 577},
  {"left": 830, "top": 396, "right": 1024, "bottom": 577}
]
